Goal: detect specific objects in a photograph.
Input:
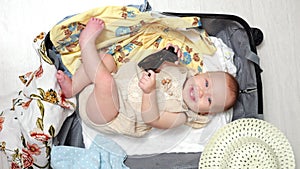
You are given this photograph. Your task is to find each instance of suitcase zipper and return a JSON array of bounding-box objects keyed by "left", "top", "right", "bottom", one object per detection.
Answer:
[{"left": 239, "top": 87, "right": 257, "bottom": 94}]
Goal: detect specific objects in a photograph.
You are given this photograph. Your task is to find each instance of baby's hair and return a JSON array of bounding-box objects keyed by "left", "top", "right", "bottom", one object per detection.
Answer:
[{"left": 224, "top": 72, "right": 239, "bottom": 111}]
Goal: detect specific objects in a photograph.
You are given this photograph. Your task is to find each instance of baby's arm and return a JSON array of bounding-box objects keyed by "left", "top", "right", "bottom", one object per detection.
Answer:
[
  {"left": 144, "top": 110, "right": 187, "bottom": 129},
  {"left": 138, "top": 70, "right": 187, "bottom": 129}
]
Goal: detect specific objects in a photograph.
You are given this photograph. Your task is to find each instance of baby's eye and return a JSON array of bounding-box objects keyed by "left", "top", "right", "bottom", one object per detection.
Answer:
[
  {"left": 205, "top": 80, "right": 209, "bottom": 87},
  {"left": 208, "top": 98, "right": 212, "bottom": 105}
]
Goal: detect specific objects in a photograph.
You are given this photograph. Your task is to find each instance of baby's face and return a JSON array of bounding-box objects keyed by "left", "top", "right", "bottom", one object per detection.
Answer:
[{"left": 182, "top": 72, "right": 230, "bottom": 113}]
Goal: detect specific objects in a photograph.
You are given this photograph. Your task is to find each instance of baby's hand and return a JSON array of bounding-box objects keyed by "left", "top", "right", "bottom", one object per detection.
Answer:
[
  {"left": 165, "top": 43, "right": 183, "bottom": 63},
  {"left": 138, "top": 70, "right": 156, "bottom": 94}
]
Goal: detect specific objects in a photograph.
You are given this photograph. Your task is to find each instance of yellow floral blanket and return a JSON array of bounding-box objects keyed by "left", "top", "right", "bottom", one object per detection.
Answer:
[{"left": 50, "top": 6, "right": 216, "bottom": 75}]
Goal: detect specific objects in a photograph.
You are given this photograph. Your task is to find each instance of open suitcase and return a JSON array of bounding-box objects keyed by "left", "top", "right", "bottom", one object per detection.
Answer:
[
  {"left": 47, "top": 8, "right": 264, "bottom": 169},
  {"left": 125, "top": 13, "right": 264, "bottom": 169}
]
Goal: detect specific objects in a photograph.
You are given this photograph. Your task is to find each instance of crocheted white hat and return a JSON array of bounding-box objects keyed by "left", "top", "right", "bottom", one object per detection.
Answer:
[{"left": 199, "top": 118, "right": 295, "bottom": 169}]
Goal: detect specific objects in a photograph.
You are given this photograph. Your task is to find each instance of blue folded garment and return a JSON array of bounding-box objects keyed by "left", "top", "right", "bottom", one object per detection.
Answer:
[{"left": 51, "top": 134, "right": 129, "bottom": 169}]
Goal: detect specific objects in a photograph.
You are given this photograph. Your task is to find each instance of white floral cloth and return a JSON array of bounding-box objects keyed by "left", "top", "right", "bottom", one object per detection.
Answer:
[{"left": 0, "top": 33, "right": 76, "bottom": 169}]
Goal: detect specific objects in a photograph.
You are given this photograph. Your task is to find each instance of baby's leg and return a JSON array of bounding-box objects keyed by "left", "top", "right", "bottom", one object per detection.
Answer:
[
  {"left": 79, "top": 17, "right": 119, "bottom": 124},
  {"left": 98, "top": 53, "right": 117, "bottom": 73},
  {"left": 56, "top": 67, "right": 90, "bottom": 98},
  {"left": 56, "top": 53, "right": 117, "bottom": 98}
]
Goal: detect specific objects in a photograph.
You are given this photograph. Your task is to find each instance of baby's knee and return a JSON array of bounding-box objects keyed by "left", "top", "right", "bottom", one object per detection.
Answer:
[{"left": 100, "top": 53, "right": 117, "bottom": 73}]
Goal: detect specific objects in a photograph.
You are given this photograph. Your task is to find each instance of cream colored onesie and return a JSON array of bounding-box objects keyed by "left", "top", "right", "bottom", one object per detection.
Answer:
[{"left": 79, "top": 62, "right": 209, "bottom": 137}]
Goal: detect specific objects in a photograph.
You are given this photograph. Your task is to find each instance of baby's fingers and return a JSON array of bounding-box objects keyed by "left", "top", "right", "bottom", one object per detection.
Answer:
[
  {"left": 166, "top": 43, "right": 179, "bottom": 52},
  {"left": 139, "top": 71, "right": 156, "bottom": 94},
  {"left": 166, "top": 43, "right": 183, "bottom": 61},
  {"left": 146, "top": 70, "right": 156, "bottom": 78}
]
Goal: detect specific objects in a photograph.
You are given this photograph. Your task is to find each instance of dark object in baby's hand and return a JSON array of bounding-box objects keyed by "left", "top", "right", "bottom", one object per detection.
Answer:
[{"left": 138, "top": 46, "right": 178, "bottom": 74}]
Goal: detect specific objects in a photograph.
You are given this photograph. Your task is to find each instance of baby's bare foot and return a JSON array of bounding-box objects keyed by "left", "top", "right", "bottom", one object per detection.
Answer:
[
  {"left": 79, "top": 17, "right": 105, "bottom": 48},
  {"left": 56, "top": 70, "right": 73, "bottom": 98}
]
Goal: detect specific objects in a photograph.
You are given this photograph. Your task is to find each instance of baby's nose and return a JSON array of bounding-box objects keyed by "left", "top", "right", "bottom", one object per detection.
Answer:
[
  {"left": 199, "top": 89, "right": 204, "bottom": 98},
  {"left": 199, "top": 88, "right": 210, "bottom": 98}
]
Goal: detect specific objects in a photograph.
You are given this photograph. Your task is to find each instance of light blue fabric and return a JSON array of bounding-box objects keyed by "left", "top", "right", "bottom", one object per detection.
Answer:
[
  {"left": 128, "top": 0, "right": 152, "bottom": 12},
  {"left": 51, "top": 147, "right": 100, "bottom": 169},
  {"left": 51, "top": 134, "right": 129, "bottom": 169},
  {"left": 89, "top": 134, "right": 129, "bottom": 169}
]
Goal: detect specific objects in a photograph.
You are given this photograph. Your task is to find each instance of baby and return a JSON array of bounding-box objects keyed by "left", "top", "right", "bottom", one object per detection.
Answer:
[{"left": 56, "top": 17, "right": 239, "bottom": 137}]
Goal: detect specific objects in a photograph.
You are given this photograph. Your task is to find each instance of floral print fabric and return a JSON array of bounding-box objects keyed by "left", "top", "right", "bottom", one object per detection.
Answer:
[
  {"left": 0, "top": 34, "right": 76, "bottom": 169},
  {"left": 50, "top": 6, "right": 216, "bottom": 75}
]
